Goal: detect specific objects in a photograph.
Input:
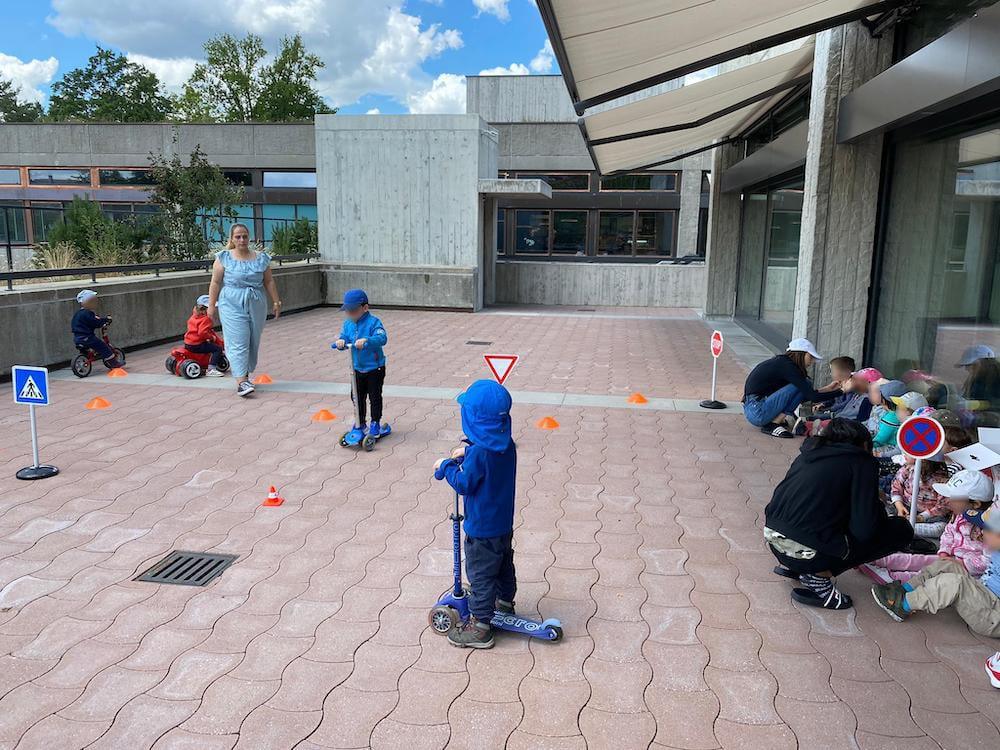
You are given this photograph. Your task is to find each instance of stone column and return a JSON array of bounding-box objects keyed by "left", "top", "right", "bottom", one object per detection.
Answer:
[
  {"left": 793, "top": 22, "right": 895, "bottom": 361},
  {"left": 704, "top": 141, "right": 747, "bottom": 317},
  {"left": 677, "top": 156, "right": 706, "bottom": 256}
]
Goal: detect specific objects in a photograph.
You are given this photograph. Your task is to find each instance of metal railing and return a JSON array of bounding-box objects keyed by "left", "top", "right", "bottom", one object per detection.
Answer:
[{"left": 1, "top": 252, "right": 320, "bottom": 291}]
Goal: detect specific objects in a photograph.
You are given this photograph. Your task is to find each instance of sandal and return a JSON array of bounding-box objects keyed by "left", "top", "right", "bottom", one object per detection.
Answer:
[
  {"left": 761, "top": 422, "right": 793, "bottom": 439},
  {"left": 773, "top": 565, "right": 799, "bottom": 580},
  {"left": 791, "top": 587, "right": 853, "bottom": 610}
]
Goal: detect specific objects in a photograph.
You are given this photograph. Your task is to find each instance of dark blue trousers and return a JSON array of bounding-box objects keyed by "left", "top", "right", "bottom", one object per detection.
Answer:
[
  {"left": 465, "top": 532, "right": 516, "bottom": 622},
  {"left": 76, "top": 335, "right": 114, "bottom": 361},
  {"left": 185, "top": 342, "right": 224, "bottom": 367}
]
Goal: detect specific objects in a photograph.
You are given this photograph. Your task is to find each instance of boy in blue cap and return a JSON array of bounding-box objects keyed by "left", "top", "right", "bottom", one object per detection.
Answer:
[
  {"left": 71, "top": 289, "right": 121, "bottom": 367},
  {"left": 333, "top": 289, "right": 388, "bottom": 437},
  {"left": 434, "top": 379, "right": 518, "bottom": 648}
]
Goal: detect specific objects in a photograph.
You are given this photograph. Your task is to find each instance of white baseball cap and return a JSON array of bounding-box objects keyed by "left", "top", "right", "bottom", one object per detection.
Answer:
[
  {"left": 787, "top": 338, "right": 823, "bottom": 360},
  {"left": 933, "top": 469, "right": 995, "bottom": 503}
]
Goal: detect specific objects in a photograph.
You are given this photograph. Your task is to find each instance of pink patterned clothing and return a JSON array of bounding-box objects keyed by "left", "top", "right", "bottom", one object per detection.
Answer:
[
  {"left": 871, "top": 552, "right": 939, "bottom": 582},
  {"left": 890, "top": 464, "right": 949, "bottom": 518},
  {"left": 938, "top": 514, "right": 991, "bottom": 577}
]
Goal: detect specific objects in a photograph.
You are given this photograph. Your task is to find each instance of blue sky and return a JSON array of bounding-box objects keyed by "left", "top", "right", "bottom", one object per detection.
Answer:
[{"left": 0, "top": 0, "right": 555, "bottom": 115}]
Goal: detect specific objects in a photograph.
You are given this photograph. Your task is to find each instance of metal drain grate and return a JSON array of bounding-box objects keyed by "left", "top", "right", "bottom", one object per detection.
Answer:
[
  {"left": 134, "top": 550, "right": 238, "bottom": 587},
  {"left": 465, "top": 340, "right": 493, "bottom": 346}
]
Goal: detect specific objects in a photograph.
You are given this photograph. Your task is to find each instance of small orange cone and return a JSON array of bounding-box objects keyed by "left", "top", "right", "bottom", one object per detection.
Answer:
[
  {"left": 627, "top": 392, "right": 649, "bottom": 404},
  {"left": 253, "top": 374, "right": 273, "bottom": 385},
  {"left": 536, "top": 416, "right": 560, "bottom": 430},
  {"left": 107, "top": 368, "right": 128, "bottom": 378},
  {"left": 312, "top": 409, "right": 336, "bottom": 422},
  {"left": 262, "top": 486, "right": 284, "bottom": 507},
  {"left": 86, "top": 397, "right": 111, "bottom": 410}
]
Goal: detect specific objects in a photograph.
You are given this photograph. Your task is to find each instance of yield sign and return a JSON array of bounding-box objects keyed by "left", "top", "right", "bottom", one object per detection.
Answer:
[{"left": 484, "top": 354, "right": 519, "bottom": 385}]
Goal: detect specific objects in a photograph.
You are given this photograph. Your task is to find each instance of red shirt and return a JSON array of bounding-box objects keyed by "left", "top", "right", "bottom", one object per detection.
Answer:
[{"left": 184, "top": 313, "right": 222, "bottom": 346}]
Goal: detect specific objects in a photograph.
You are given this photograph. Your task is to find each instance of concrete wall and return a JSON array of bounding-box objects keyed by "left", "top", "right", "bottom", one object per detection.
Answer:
[
  {"left": 0, "top": 264, "right": 322, "bottom": 378},
  {"left": 704, "top": 142, "right": 748, "bottom": 317},
  {"left": 314, "top": 114, "right": 496, "bottom": 311},
  {"left": 467, "top": 75, "right": 579, "bottom": 123},
  {"left": 495, "top": 261, "right": 706, "bottom": 307},
  {"left": 0, "top": 123, "right": 316, "bottom": 168}
]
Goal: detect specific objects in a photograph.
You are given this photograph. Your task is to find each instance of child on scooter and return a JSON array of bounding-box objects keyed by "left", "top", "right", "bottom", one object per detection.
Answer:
[
  {"left": 184, "top": 294, "right": 225, "bottom": 377},
  {"left": 434, "top": 379, "right": 518, "bottom": 649},
  {"left": 71, "top": 289, "right": 121, "bottom": 367},
  {"left": 333, "top": 289, "right": 388, "bottom": 438}
]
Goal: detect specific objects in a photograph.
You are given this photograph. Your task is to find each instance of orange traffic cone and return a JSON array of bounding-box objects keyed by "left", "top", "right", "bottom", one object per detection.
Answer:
[
  {"left": 627, "top": 392, "right": 649, "bottom": 404},
  {"left": 253, "top": 374, "right": 273, "bottom": 385},
  {"left": 86, "top": 397, "right": 111, "bottom": 410},
  {"left": 107, "top": 368, "right": 128, "bottom": 378},
  {"left": 536, "top": 416, "right": 560, "bottom": 430},
  {"left": 311, "top": 409, "right": 336, "bottom": 422},
  {"left": 262, "top": 486, "right": 284, "bottom": 507}
]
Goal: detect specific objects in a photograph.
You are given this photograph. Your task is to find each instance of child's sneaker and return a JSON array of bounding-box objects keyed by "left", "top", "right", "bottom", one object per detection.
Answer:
[
  {"left": 986, "top": 652, "right": 1000, "bottom": 689},
  {"left": 206, "top": 367, "right": 223, "bottom": 377},
  {"left": 871, "top": 581, "right": 909, "bottom": 622},
  {"left": 368, "top": 421, "right": 381, "bottom": 438},
  {"left": 495, "top": 599, "right": 515, "bottom": 615},
  {"left": 237, "top": 381, "right": 255, "bottom": 397},
  {"left": 448, "top": 617, "right": 494, "bottom": 649},
  {"left": 857, "top": 563, "right": 893, "bottom": 585}
]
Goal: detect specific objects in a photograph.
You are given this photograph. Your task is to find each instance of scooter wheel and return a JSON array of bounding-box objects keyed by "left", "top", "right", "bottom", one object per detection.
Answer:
[
  {"left": 362, "top": 435, "right": 376, "bottom": 452},
  {"left": 428, "top": 606, "right": 458, "bottom": 634},
  {"left": 546, "top": 626, "right": 563, "bottom": 642},
  {"left": 338, "top": 433, "right": 350, "bottom": 447}
]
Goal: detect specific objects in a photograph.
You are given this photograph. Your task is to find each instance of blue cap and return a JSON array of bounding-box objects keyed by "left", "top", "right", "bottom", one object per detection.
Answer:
[
  {"left": 956, "top": 344, "right": 996, "bottom": 367},
  {"left": 341, "top": 289, "right": 369, "bottom": 311},
  {"left": 879, "top": 380, "right": 907, "bottom": 400},
  {"left": 196, "top": 294, "right": 210, "bottom": 307}
]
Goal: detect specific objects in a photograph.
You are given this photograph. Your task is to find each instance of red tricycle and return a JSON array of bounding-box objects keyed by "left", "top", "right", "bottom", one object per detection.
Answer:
[
  {"left": 71, "top": 324, "right": 125, "bottom": 378},
  {"left": 165, "top": 346, "right": 230, "bottom": 379}
]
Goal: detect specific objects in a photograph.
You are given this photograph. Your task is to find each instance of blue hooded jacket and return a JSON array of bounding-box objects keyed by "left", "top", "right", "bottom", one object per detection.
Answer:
[
  {"left": 337, "top": 311, "right": 387, "bottom": 372},
  {"left": 434, "top": 379, "right": 517, "bottom": 538}
]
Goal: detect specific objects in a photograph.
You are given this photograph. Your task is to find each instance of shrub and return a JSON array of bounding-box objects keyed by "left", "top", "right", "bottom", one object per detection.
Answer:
[
  {"left": 46, "top": 196, "right": 151, "bottom": 264},
  {"left": 270, "top": 217, "right": 318, "bottom": 254},
  {"left": 32, "top": 241, "right": 79, "bottom": 269}
]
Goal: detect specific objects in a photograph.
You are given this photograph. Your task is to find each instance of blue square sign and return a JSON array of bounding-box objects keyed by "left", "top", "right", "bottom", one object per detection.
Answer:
[{"left": 12, "top": 366, "right": 49, "bottom": 406}]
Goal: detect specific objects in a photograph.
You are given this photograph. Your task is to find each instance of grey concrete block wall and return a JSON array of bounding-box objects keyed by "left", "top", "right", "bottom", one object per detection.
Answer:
[
  {"left": 325, "top": 264, "right": 476, "bottom": 311},
  {"left": 467, "top": 75, "right": 580, "bottom": 123},
  {"left": 704, "top": 142, "right": 747, "bottom": 317},
  {"left": 0, "top": 264, "right": 322, "bottom": 378}
]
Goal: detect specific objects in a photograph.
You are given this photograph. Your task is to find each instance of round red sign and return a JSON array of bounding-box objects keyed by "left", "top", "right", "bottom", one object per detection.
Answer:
[
  {"left": 710, "top": 331, "right": 724, "bottom": 358},
  {"left": 897, "top": 416, "right": 945, "bottom": 460}
]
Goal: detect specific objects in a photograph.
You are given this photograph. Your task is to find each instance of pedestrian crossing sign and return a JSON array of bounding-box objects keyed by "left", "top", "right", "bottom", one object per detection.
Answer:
[{"left": 12, "top": 366, "right": 49, "bottom": 406}]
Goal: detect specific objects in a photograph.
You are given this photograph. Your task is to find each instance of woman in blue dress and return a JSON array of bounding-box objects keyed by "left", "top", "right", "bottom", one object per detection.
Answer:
[{"left": 206, "top": 223, "right": 282, "bottom": 397}]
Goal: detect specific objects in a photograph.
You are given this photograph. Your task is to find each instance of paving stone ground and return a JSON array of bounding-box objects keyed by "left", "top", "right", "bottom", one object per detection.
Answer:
[{"left": 0, "top": 306, "right": 997, "bottom": 749}]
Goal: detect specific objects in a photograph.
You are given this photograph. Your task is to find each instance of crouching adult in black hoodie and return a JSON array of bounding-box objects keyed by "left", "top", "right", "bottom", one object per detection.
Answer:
[{"left": 764, "top": 418, "right": 913, "bottom": 609}]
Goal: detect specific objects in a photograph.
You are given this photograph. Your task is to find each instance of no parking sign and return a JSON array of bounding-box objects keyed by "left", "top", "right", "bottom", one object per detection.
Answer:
[{"left": 897, "top": 416, "right": 945, "bottom": 525}]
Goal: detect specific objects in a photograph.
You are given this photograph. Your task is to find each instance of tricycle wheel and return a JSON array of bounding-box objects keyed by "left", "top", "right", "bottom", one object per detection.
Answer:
[
  {"left": 428, "top": 606, "right": 458, "bottom": 634},
  {"left": 362, "top": 435, "right": 376, "bottom": 452},
  {"left": 181, "top": 360, "right": 202, "bottom": 379},
  {"left": 113, "top": 348, "right": 125, "bottom": 366},
  {"left": 72, "top": 354, "right": 92, "bottom": 378},
  {"left": 165, "top": 356, "right": 176, "bottom": 375}
]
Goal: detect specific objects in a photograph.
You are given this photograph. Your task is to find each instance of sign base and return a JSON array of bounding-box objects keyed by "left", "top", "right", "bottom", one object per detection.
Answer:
[
  {"left": 16, "top": 465, "right": 59, "bottom": 481},
  {"left": 699, "top": 399, "right": 727, "bottom": 410}
]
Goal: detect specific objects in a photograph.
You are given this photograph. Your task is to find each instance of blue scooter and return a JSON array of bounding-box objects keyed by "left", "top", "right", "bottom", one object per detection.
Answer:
[
  {"left": 428, "top": 489, "right": 563, "bottom": 642},
  {"left": 331, "top": 341, "right": 392, "bottom": 451}
]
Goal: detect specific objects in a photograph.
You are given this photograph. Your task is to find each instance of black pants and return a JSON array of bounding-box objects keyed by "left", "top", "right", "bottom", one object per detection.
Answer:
[
  {"left": 353, "top": 366, "right": 385, "bottom": 424},
  {"left": 185, "top": 342, "right": 223, "bottom": 367},
  {"left": 769, "top": 516, "right": 914, "bottom": 577},
  {"left": 465, "top": 532, "right": 517, "bottom": 622}
]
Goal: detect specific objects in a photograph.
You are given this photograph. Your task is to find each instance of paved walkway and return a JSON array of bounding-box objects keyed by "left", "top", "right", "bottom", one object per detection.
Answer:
[{"left": 0, "top": 307, "right": 997, "bottom": 749}]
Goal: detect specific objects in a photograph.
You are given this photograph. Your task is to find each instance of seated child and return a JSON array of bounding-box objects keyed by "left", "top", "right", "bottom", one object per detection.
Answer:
[
  {"left": 872, "top": 380, "right": 908, "bottom": 457},
  {"left": 860, "top": 469, "right": 993, "bottom": 583},
  {"left": 433, "top": 379, "right": 517, "bottom": 649},
  {"left": 71, "top": 289, "right": 121, "bottom": 367},
  {"left": 872, "top": 503, "right": 1000, "bottom": 638},
  {"left": 334, "top": 289, "right": 389, "bottom": 438},
  {"left": 890, "top": 391, "right": 929, "bottom": 421},
  {"left": 888, "top": 455, "right": 950, "bottom": 537},
  {"left": 798, "top": 366, "right": 881, "bottom": 435},
  {"left": 184, "top": 294, "right": 225, "bottom": 377}
]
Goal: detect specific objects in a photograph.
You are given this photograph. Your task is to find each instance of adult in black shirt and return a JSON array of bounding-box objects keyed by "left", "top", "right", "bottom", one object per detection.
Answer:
[
  {"left": 742, "top": 338, "right": 840, "bottom": 437},
  {"left": 764, "top": 419, "right": 913, "bottom": 609}
]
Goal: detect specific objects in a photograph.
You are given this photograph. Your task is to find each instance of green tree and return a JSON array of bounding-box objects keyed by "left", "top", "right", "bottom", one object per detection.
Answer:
[
  {"left": 147, "top": 136, "right": 244, "bottom": 259},
  {"left": 48, "top": 47, "right": 173, "bottom": 122},
  {"left": 0, "top": 75, "right": 43, "bottom": 122},
  {"left": 45, "top": 197, "right": 153, "bottom": 264},
  {"left": 181, "top": 33, "right": 334, "bottom": 122},
  {"left": 270, "top": 217, "right": 318, "bottom": 254}
]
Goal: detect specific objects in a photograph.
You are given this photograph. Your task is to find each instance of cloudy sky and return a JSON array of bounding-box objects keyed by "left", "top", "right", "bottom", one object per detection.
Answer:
[{"left": 0, "top": 0, "right": 556, "bottom": 115}]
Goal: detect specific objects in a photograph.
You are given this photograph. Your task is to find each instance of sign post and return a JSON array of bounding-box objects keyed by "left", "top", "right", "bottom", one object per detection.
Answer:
[
  {"left": 12, "top": 365, "right": 58, "bottom": 480},
  {"left": 484, "top": 354, "right": 519, "bottom": 386},
  {"left": 897, "top": 416, "right": 945, "bottom": 526},
  {"left": 699, "top": 330, "right": 726, "bottom": 410}
]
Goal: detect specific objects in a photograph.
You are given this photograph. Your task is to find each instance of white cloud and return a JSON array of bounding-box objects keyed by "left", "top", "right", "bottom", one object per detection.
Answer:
[
  {"left": 407, "top": 73, "right": 466, "bottom": 114},
  {"left": 47, "top": 0, "right": 463, "bottom": 110},
  {"left": 0, "top": 53, "right": 59, "bottom": 103},
  {"left": 529, "top": 39, "right": 554, "bottom": 73},
  {"left": 127, "top": 54, "right": 198, "bottom": 92},
  {"left": 473, "top": 0, "right": 510, "bottom": 21},
  {"left": 365, "top": 107, "right": 381, "bottom": 114},
  {"left": 479, "top": 63, "right": 529, "bottom": 76}
]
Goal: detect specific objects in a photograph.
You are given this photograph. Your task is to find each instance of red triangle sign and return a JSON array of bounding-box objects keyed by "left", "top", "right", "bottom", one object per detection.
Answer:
[{"left": 484, "top": 354, "right": 519, "bottom": 385}]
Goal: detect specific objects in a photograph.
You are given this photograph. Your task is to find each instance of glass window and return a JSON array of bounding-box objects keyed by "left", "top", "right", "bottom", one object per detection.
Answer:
[
  {"left": 600, "top": 173, "right": 677, "bottom": 191},
  {"left": 100, "top": 203, "right": 133, "bottom": 221},
  {"left": 872, "top": 125, "right": 1000, "bottom": 421},
  {"left": 262, "top": 204, "right": 297, "bottom": 241},
  {"left": 201, "top": 204, "right": 255, "bottom": 242},
  {"left": 98, "top": 169, "right": 154, "bottom": 186},
  {"left": 552, "top": 211, "right": 587, "bottom": 255},
  {"left": 634, "top": 211, "right": 675, "bottom": 256},
  {"left": 514, "top": 210, "right": 549, "bottom": 254},
  {"left": 0, "top": 169, "right": 20, "bottom": 185},
  {"left": 497, "top": 210, "right": 505, "bottom": 252},
  {"left": 516, "top": 173, "right": 589, "bottom": 191},
  {"left": 30, "top": 202, "right": 65, "bottom": 242},
  {"left": 295, "top": 204, "right": 317, "bottom": 221},
  {"left": 760, "top": 185, "right": 803, "bottom": 337},
  {"left": 598, "top": 211, "right": 634, "bottom": 255},
  {"left": 223, "top": 170, "right": 253, "bottom": 187},
  {"left": 28, "top": 168, "right": 90, "bottom": 186},
  {"left": 263, "top": 171, "right": 317, "bottom": 189},
  {"left": 0, "top": 204, "right": 27, "bottom": 244}
]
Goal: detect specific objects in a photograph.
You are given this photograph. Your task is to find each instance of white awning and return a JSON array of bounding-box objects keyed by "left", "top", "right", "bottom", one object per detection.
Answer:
[
  {"left": 583, "top": 44, "right": 815, "bottom": 174},
  {"left": 538, "top": 0, "right": 897, "bottom": 112}
]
